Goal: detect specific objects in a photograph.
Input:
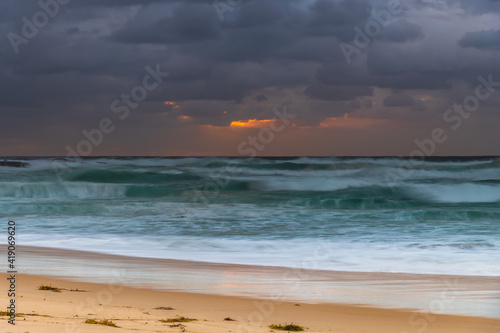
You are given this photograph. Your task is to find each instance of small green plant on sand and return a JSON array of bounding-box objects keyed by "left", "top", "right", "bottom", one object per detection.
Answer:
[
  {"left": 85, "top": 319, "right": 118, "bottom": 327},
  {"left": 269, "top": 323, "right": 304, "bottom": 331},
  {"left": 38, "top": 285, "right": 61, "bottom": 293},
  {"left": 160, "top": 316, "right": 197, "bottom": 323}
]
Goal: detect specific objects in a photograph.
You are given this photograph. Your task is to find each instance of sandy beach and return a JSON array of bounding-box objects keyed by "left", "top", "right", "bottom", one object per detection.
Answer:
[{"left": 1, "top": 273, "right": 499, "bottom": 333}]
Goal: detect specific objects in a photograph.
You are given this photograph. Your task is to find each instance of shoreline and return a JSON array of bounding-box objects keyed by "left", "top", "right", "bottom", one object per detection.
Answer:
[
  {"left": 10, "top": 244, "right": 500, "bottom": 279},
  {"left": 1, "top": 273, "right": 499, "bottom": 332},
  {"left": 3, "top": 245, "right": 500, "bottom": 320}
]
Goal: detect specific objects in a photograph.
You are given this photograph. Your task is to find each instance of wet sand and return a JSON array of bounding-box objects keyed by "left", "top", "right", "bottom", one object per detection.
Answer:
[{"left": 0, "top": 245, "right": 499, "bottom": 332}]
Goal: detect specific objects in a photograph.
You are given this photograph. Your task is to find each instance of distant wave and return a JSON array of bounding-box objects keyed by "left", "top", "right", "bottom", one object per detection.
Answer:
[{"left": 1, "top": 157, "right": 499, "bottom": 205}]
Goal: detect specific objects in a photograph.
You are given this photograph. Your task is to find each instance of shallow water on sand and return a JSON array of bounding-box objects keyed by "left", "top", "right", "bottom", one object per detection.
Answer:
[{"left": 15, "top": 246, "right": 500, "bottom": 319}]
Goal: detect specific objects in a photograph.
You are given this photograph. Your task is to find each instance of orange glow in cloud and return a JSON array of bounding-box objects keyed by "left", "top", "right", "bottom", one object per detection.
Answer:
[
  {"left": 178, "top": 115, "right": 191, "bottom": 120},
  {"left": 319, "top": 114, "right": 387, "bottom": 128},
  {"left": 230, "top": 119, "right": 276, "bottom": 128},
  {"left": 164, "top": 101, "right": 179, "bottom": 108},
  {"left": 420, "top": 95, "right": 433, "bottom": 101}
]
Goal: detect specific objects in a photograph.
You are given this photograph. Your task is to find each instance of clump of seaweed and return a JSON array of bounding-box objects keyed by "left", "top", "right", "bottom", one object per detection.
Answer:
[
  {"left": 159, "top": 316, "right": 197, "bottom": 323},
  {"left": 85, "top": 319, "right": 118, "bottom": 327},
  {"left": 154, "top": 306, "right": 175, "bottom": 310},
  {"left": 69, "top": 288, "right": 87, "bottom": 292},
  {"left": 0, "top": 311, "right": 24, "bottom": 317},
  {"left": 38, "top": 285, "right": 61, "bottom": 293},
  {"left": 0, "top": 311, "right": 50, "bottom": 318},
  {"left": 269, "top": 323, "right": 304, "bottom": 331}
]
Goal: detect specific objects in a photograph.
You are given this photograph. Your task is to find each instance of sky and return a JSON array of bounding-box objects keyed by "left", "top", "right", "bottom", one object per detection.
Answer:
[{"left": 1, "top": 0, "right": 500, "bottom": 156}]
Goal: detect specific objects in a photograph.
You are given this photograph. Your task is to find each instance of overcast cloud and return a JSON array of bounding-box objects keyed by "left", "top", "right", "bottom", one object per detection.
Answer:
[{"left": 1, "top": 0, "right": 499, "bottom": 156}]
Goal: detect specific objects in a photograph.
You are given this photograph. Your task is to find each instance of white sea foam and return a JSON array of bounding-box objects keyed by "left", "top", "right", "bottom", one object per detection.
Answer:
[
  {"left": 16, "top": 234, "right": 500, "bottom": 276},
  {"left": 408, "top": 183, "right": 500, "bottom": 203},
  {"left": 251, "top": 177, "right": 373, "bottom": 191},
  {"left": 0, "top": 182, "right": 126, "bottom": 199}
]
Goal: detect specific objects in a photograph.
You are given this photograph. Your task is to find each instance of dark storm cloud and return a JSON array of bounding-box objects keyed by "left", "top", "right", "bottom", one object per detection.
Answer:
[
  {"left": 111, "top": 3, "right": 221, "bottom": 44},
  {"left": 383, "top": 91, "right": 416, "bottom": 107},
  {"left": 1, "top": 0, "right": 500, "bottom": 155},
  {"left": 253, "top": 94, "right": 269, "bottom": 102},
  {"left": 0, "top": 0, "right": 450, "bottom": 109},
  {"left": 458, "top": 30, "right": 500, "bottom": 50},
  {"left": 305, "top": 84, "right": 373, "bottom": 101},
  {"left": 306, "top": 0, "right": 372, "bottom": 38},
  {"left": 378, "top": 19, "right": 424, "bottom": 43},
  {"left": 443, "top": 0, "right": 500, "bottom": 14}
]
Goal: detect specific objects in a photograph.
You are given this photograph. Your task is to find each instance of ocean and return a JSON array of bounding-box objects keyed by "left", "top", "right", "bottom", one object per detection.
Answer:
[{"left": 2, "top": 156, "right": 500, "bottom": 277}]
